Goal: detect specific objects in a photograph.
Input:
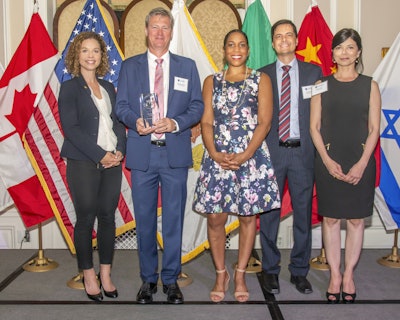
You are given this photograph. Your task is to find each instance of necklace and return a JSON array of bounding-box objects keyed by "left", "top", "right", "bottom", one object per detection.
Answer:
[{"left": 221, "top": 67, "right": 249, "bottom": 107}]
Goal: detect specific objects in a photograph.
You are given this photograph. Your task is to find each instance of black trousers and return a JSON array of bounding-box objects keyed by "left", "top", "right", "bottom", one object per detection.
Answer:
[{"left": 66, "top": 159, "right": 122, "bottom": 270}]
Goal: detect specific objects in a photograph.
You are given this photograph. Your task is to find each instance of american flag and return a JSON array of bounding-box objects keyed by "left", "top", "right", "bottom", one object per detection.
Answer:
[
  {"left": 23, "top": 0, "right": 134, "bottom": 253},
  {"left": 55, "top": 0, "right": 123, "bottom": 86}
]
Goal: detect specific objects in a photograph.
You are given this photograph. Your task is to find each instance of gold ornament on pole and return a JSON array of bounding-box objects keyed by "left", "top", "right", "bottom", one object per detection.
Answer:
[
  {"left": 23, "top": 223, "right": 58, "bottom": 272},
  {"left": 377, "top": 229, "right": 400, "bottom": 268}
]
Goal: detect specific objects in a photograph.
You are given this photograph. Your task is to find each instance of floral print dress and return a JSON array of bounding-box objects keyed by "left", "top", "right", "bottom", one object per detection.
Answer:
[{"left": 193, "top": 70, "right": 280, "bottom": 216}]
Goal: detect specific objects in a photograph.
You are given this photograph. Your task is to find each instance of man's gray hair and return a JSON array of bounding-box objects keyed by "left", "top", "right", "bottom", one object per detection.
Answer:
[{"left": 145, "top": 7, "right": 174, "bottom": 29}]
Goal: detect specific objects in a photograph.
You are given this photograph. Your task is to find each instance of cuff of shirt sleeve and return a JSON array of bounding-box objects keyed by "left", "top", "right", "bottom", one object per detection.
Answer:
[{"left": 172, "top": 119, "right": 179, "bottom": 133}]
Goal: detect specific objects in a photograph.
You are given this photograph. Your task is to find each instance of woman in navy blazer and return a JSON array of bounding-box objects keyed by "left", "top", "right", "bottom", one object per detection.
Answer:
[{"left": 58, "top": 32, "right": 126, "bottom": 302}]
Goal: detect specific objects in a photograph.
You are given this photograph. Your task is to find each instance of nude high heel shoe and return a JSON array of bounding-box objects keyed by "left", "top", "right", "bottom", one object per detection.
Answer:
[
  {"left": 210, "top": 268, "right": 230, "bottom": 303},
  {"left": 234, "top": 268, "right": 249, "bottom": 303}
]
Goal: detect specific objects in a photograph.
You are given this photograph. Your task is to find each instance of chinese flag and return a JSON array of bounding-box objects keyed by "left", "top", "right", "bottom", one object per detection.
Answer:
[{"left": 296, "top": 2, "right": 335, "bottom": 76}]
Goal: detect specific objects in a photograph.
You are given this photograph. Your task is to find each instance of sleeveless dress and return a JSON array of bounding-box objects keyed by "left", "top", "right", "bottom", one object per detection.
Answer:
[
  {"left": 315, "top": 74, "right": 376, "bottom": 219},
  {"left": 193, "top": 70, "right": 280, "bottom": 216}
]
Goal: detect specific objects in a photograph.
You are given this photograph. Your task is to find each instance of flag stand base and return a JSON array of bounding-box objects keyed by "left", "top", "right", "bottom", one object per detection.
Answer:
[
  {"left": 67, "top": 272, "right": 101, "bottom": 290},
  {"left": 157, "top": 272, "right": 193, "bottom": 287},
  {"left": 232, "top": 256, "right": 262, "bottom": 273},
  {"left": 377, "top": 229, "right": 400, "bottom": 268},
  {"left": 23, "top": 249, "right": 59, "bottom": 272},
  {"left": 310, "top": 248, "right": 330, "bottom": 271},
  {"left": 23, "top": 224, "right": 58, "bottom": 272},
  {"left": 67, "top": 272, "right": 84, "bottom": 290},
  {"left": 177, "top": 272, "right": 193, "bottom": 287}
]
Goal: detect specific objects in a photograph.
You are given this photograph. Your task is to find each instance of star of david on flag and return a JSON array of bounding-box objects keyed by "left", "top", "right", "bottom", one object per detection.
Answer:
[
  {"left": 55, "top": 0, "right": 123, "bottom": 87},
  {"left": 373, "top": 32, "right": 400, "bottom": 230},
  {"left": 381, "top": 110, "right": 400, "bottom": 148}
]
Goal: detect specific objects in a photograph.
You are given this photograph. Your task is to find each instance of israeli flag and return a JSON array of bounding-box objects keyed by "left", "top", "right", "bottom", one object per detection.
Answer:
[{"left": 373, "top": 32, "right": 400, "bottom": 230}]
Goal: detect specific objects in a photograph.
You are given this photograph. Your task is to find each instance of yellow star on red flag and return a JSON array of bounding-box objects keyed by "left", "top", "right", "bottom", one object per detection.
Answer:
[
  {"left": 295, "top": 4, "right": 334, "bottom": 76},
  {"left": 296, "top": 37, "right": 322, "bottom": 65}
]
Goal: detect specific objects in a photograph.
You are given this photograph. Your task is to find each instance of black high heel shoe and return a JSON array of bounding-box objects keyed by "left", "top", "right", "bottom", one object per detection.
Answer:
[
  {"left": 82, "top": 276, "right": 103, "bottom": 302},
  {"left": 98, "top": 273, "right": 118, "bottom": 298},
  {"left": 326, "top": 292, "right": 340, "bottom": 304},
  {"left": 342, "top": 291, "right": 356, "bottom": 303}
]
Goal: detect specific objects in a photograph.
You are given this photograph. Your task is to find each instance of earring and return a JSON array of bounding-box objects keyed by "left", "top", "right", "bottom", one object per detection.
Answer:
[
  {"left": 355, "top": 58, "right": 359, "bottom": 64},
  {"left": 332, "top": 58, "right": 336, "bottom": 63}
]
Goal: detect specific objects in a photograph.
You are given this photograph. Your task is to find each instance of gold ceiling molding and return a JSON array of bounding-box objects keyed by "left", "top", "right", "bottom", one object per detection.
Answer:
[{"left": 56, "top": 0, "right": 245, "bottom": 10}]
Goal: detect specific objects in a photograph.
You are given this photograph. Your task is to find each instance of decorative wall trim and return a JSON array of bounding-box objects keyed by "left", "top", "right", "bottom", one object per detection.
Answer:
[
  {"left": 1, "top": 0, "right": 11, "bottom": 65},
  {"left": 330, "top": 0, "right": 337, "bottom": 33},
  {"left": 354, "top": 0, "right": 361, "bottom": 32},
  {"left": 287, "top": 0, "right": 294, "bottom": 21}
]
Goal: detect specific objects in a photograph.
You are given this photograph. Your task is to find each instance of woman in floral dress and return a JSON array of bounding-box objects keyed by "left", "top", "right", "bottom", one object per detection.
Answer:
[{"left": 193, "top": 30, "right": 280, "bottom": 303}]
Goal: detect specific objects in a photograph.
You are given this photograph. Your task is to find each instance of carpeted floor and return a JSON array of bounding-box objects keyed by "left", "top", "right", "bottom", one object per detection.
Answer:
[{"left": 0, "top": 248, "right": 399, "bottom": 320}]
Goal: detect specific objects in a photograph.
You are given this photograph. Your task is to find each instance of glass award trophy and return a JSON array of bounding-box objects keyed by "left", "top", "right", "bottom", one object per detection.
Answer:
[{"left": 140, "top": 93, "right": 160, "bottom": 128}]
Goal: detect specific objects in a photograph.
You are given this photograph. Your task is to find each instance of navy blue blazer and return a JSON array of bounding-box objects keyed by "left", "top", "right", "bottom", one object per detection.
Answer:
[
  {"left": 116, "top": 52, "right": 204, "bottom": 171},
  {"left": 259, "top": 60, "right": 322, "bottom": 168},
  {"left": 59, "top": 76, "right": 126, "bottom": 164}
]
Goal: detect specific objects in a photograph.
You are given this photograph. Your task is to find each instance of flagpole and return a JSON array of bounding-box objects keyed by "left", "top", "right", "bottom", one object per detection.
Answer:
[
  {"left": 377, "top": 229, "right": 400, "bottom": 268},
  {"left": 23, "top": 223, "right": 59, "bottom": 272}
]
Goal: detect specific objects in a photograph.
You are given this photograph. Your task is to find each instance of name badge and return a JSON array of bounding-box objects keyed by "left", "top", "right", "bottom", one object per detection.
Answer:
[
  {"left": 174, "top": 77, "right": 188, "bottom": 92},
  {"left": 302, "top": 85, "right": 313, "bottom": 99},
  {"left": 312, "top": 81, "right": 328, "bottom": 95}
]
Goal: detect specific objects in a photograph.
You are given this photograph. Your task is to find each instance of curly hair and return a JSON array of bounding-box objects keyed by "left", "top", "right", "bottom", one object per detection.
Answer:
[{"left": 64, "top": 32, "right": 109, "bottom": 77}]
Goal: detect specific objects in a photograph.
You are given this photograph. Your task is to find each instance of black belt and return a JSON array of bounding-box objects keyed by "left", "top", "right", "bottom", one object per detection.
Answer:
[
  {"left": 151, "top": 140, "right": 166, "bottom": 147},
  {"left": 279, "top": 140, "right": 301, "bottom": 148}
]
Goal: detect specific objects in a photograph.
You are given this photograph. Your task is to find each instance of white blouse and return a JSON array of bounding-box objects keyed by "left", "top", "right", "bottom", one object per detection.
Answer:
[{"left": 91, "top": 85, "right": 117, "bottom": 152}]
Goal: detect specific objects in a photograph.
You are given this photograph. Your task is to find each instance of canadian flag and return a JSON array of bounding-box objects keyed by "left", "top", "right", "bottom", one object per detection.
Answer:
[
  {"left": 0, "top": 61, "right": 14, "bottom": 211},
  {"left": 0, "top": 12, "right": 58, "bottom": 227}
]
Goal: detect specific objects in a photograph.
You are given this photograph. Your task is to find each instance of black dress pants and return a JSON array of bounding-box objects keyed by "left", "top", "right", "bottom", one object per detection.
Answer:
[{"left": 66, "top": 159, "right": 122, "bottom": 270}]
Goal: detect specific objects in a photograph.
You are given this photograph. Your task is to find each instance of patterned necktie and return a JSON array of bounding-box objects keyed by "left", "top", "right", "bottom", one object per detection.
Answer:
[
  {"left": 154, "top": 58, "right": 164, "bottom": 138},
  {"left": 279, "top": 65, "right": 291, "bottom": 142}
]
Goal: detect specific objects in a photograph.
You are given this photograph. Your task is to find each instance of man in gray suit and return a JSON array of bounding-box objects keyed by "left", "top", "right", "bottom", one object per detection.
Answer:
[{"left": 258, "top": 19, "right": 322, "bottom": 294}]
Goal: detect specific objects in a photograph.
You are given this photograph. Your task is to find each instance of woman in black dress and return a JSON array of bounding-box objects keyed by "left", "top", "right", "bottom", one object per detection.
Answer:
[{"left": 310, "top": 29, "right": 381, "bottom": 303}]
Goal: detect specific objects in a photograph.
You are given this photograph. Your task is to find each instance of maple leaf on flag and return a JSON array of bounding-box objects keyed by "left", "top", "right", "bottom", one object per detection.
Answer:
[
  {"left": 0, "top": 12, "right": 57, "bottom": 228},
  {"left": 5, "top": 86, "right": 37, "bottom": 138}
]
